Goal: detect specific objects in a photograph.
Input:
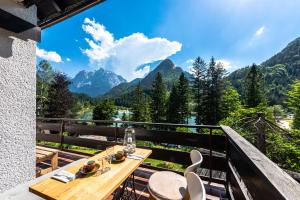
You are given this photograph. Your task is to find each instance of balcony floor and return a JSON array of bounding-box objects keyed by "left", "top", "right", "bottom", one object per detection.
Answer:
[{"left": 37, "top": 147, "right": 227, "bottom": 200}]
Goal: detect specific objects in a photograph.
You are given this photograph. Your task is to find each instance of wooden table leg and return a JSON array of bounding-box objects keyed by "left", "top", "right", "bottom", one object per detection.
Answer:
[{"left": 51, "top": 152, "right": 58, "bottom": 170}]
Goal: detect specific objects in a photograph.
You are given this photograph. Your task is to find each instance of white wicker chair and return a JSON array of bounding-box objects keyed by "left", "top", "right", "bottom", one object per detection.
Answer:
[
  {"left": 186, "top": 172, "right": 206, "bottom": 200},
  {"left": 148, "top": 150, "right": 203, "bottom": 200}
]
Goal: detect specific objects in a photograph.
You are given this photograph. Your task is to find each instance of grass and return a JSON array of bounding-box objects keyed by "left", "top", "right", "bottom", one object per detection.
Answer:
[
  {"left": 37, "top": 140, "right": 186, "bottom": 172},
  {"left": 37, "top": 141, "right": 100, "bottom": 154}
]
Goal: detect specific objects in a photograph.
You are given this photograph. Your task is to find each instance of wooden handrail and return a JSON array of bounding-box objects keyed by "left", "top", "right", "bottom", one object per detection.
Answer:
[
  {"left": 37, "top": 117, "right": 221, "bottom": 129},
  {"left": 222, "top": 126, "right": 300, "bottom": 200}
]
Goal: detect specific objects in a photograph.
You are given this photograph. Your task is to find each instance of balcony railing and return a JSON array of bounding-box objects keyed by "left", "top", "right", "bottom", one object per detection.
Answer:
[{"left": 36, "top": 118, "right": 300, "bottom": 200}]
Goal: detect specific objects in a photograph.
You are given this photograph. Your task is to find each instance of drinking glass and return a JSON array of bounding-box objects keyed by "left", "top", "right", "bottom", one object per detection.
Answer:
[{"left": 106, "top": 146, "right": 115, "bottom": 162}]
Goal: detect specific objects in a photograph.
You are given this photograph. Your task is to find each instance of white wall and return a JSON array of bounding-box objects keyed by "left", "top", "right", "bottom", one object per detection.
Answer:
[{"left": 0, "top": 0, "right": 37, "bottom": 193}]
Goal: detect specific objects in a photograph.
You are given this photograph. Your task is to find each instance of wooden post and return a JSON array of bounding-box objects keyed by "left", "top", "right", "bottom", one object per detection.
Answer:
[
  {"left": 59, "top": 120, "right": 65, "bottom": 150},
  {"left": 51, "top": 151, "right": 58, "bottom": 170},
  {"left": 225, "top": 132, "right": 230, "bottom": 194},
  {"left": 256, "top": 114, "right": 267, "bottom": 154},
  {"left": 114, "top": 122, "right": 118, "bottom": 143},
  {"left": 209, "top": 128, "right": 212, "bottom": 183}
]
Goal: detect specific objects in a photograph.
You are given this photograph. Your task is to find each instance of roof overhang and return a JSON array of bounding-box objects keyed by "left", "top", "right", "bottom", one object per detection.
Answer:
[
  {"left": 24, "top": 0, "right": 106, "bottom": 29},
  {"left": 0, "top": 0, "right": 105, "bottom": 34}
]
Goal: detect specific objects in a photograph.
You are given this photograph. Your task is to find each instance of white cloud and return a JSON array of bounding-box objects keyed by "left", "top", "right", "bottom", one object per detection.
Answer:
[
  {"left": 36, "top": 47, "right": 62, "bottom": 63},
  {"left": 133, "top": 65, "right": 151, "bottom": 78},
  {"left": 66, "top": 58, "right": 71, "bottom": 62},
  {"left": 248, "top": 26, "right": 266, "bottom": 46},
  {"left": 216, "top": 59, "right": 232, "bottom": 70},
  {"left": 254, "top": 26, "right": 265, "bottom": 37},
  {"left": 183, "top": 59, "right": 194, "bottom": 73},
  {"left": 82, "top": 18, "right": 182, "bottom": 81}
]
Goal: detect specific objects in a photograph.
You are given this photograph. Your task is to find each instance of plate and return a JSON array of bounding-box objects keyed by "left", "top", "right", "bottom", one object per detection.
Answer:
[
  {"left": 79, "top": 163, "right": 100, "bottom": 175},
  {"left": 112, "top": 154, "right": 126, "bottom": 163}
]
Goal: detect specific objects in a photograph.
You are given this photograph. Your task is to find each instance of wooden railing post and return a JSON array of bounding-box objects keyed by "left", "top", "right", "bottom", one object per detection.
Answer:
[
  {"left": 114, "top": 122, "right": 118, "bottom": 143},
  {"left": 225, "top": 132, "right": 230, "bottom": 194},
  {"left": 59, "top": 120, "right": 65, "bottom": 150},
  {"left": 209, "top": 128, "right": 212, "bottom": 183}
]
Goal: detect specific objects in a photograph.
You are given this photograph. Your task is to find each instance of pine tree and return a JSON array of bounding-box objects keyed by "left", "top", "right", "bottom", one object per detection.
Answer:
[
  {"left": 45, "top": 72, "right": 74, "bottom": 118},
  {"left": 132, "top": 82, "right": 151, "bottom": 122},
  {"left": 191, "top": 57, "right": 207, "bottom": 125},
  {"left": 177, "top": 73, "right": 191, "bottom": 124},
  {"left": 151, "top": 72, "right": 167, "bottom": 122},
  {"left": 167, "top": 83, "right": 180, "bottom": 124},
  {"left": 201, "top": 57, "right": 226, "bottom": 125},
  {"left": 244, "top": 64, "right": 266, "bottom": 108}
]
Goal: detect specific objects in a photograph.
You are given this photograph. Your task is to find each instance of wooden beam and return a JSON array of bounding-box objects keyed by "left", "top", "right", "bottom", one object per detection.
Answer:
[
  {"left": 0, "top": 8, "right": 36, "bottom": 33},
  {"left": 222, "top": 126, "right": 300, "bottom": 200}
]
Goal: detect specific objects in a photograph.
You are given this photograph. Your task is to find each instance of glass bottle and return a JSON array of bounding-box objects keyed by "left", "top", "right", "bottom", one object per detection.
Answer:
[{"left": 123, "top": 128, "right": 136, "bottom": 154}]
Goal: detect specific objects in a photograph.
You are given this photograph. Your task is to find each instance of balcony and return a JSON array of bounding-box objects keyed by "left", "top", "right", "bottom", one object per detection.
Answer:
[{"left": 35, "top": 118, "right": 300, "bottom": 200}]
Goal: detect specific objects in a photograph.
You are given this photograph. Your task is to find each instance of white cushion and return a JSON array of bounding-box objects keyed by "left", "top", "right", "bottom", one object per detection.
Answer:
[{"left": 148, "top": 171, "right": 187, "bottom": 200}]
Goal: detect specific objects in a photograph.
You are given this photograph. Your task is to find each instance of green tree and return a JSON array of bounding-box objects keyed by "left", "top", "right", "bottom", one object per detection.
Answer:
[
  {"left": 45, "top": 72, "right": 73, "bottom": 118},
  {"left": 151, "top": 72, "right": 167, "bottom": 122},
  {"left": 121, "top": 112, "right": 129, "bottom": 121},
  {"left": 244, "top": 64, "right": 266, "bottom": 108},
  {"left": 287, "top": 80, "right": 300, "bottom": 129},
  {"left": 36, "top": 60, "right": 54, "bottom": 116},
  {"left": 167, "top": 73, "right": 190, "bottom": 124},
  {"left": 220, "top": 86, "right": 241, "bottom": 119},
  {"left": 200, "top": 57, "right": 226, "bottom": 125},
  {"left": 132, "top": 82, "right": 151, "bottom": 122},
  {"left": 191, "top": 57, "right": 207, "bottom": 125},
  {"left": 93, "top": 99, "right": 116, "bottom": 120},
  {"left": 177, "top": 73, "right": 191, "bottom": 124},
  {"left": 167, "top": 83, "right": 180, "bottom": 123}
]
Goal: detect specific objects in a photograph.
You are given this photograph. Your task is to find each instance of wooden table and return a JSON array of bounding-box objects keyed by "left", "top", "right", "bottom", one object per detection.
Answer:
[
  {"left": 36, "top": 146, "right": 59, "bottom": 170},
  {"left": 30, "top": 145, "right": 152, "bottom": 200}
]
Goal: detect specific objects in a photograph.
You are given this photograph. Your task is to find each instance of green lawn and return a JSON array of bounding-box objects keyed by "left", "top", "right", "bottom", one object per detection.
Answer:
[{"left": 37, "top": 140, "right": 186, "bottom": 172}]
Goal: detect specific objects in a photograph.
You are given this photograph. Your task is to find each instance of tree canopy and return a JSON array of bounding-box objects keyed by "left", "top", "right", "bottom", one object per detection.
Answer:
[
  {"left": 45, "top": 72, "right": 73, "bottom": 118},
  {"left": 132, "top": 82, "right": 152, "bottom": 122},
  {"left": 287, "top": 80, "right": 300, "bottom": 129},
  {"left": 243, "top": 64, "right": 266, "bottom": 107},
  {"left": 93, "top": 99, "right": 116, "bottom": 121},
  {"left": 150, "top": 72, "right": 167, "bottom": 122},
  {"left": 36, "top": 60, "right": 54, "bottom": 116}
]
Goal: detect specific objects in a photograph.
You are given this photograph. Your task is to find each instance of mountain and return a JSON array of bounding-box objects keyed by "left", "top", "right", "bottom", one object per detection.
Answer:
[
  {"left": 228, "top": 37, "right": 300, "bottom": 105},
  {"left": 104, "top": 59, "right": 192, "bottom": 106},
  {"left": 69, "top": 68, "right": 127, "bottom": 97}
]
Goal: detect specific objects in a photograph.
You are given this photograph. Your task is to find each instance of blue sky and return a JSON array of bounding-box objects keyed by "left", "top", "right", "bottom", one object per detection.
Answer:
[{"left": 37, "top": 0, "right": 300, "bottom": 81}]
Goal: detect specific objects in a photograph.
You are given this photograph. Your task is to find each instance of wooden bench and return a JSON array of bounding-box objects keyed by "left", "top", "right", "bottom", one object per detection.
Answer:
[{"left": 36, "top": 146, "right": 58, "bottom": 171}]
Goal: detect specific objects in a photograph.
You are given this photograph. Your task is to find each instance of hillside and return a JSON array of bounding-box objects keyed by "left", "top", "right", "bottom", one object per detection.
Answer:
[
  {"left": 104, "top": 59, "right": 192, "bottom": 106},
  {"left": 228, "top": 37, "right": 300, "bottom": 105},
  {"left": 69, "top": 68, "right": 126, "bottom": 97}
]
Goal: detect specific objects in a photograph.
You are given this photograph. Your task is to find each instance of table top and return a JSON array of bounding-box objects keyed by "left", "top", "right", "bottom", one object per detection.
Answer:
[
  {"left": 30, "top": 145, "right": 152, "bottom": 200},
  {"left": 36, "top": 146, "right": 58, "bottom": 163}
]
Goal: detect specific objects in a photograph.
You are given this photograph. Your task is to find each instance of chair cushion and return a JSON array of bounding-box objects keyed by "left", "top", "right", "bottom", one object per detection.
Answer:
[{"left": 148, "top": 171, "right": 187, "bottom": 200}]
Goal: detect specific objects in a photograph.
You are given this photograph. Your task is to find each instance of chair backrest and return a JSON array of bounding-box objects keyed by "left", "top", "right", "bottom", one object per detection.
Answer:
[
  {"left": 186, "top": 172, "right": 206, "bottom": 200},
  {"left": 184, "top": 150, "right": 203, "bottom": 177}
]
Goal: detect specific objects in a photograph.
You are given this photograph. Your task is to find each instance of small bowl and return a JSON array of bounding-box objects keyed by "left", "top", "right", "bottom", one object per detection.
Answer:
[{"left": 80, "top": 161, "right": 100, "bottom": 175}]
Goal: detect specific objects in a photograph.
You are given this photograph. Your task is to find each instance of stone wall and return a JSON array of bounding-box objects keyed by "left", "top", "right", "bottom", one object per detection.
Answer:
[{"left": 0, "top": 0, "right": 36, "bottom": 192}]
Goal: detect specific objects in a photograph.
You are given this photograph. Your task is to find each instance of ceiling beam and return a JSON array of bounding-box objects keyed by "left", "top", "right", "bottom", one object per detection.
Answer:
[
  {"left": 49, "top": 0, "right": 61, "bottom": 12},
  {"left": 0, "top": 8, "right": 36, "bottom": 33}
]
